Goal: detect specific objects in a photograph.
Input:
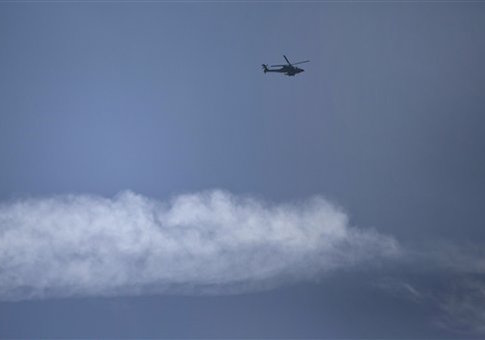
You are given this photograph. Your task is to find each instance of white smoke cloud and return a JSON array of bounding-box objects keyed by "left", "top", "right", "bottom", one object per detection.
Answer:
[{"left": 0, "top": 190, "right": 400, "bottom": 301}]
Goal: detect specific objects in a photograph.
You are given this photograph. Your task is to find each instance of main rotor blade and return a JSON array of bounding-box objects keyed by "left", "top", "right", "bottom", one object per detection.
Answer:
[
  {"left": 271, "top": 64, "right": 286, "bottom": 67},
  {"left": 291, "top": 60, "right": 310, "bottom": 65},
  {"left": 283, "top": 55, "right": 291, "bottom": 65}
]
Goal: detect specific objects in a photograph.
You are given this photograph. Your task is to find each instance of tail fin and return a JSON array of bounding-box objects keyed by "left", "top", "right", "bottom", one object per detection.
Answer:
[{"left": 262, "top": 64, "right": 268, "bottom": 73}]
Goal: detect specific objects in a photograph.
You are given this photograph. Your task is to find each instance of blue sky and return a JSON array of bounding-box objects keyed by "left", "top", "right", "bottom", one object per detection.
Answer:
[{"left": 1, "top": 1, "right": 485, "bottom": 338}]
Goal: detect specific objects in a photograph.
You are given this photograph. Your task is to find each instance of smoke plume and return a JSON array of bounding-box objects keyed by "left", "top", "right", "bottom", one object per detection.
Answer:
[{"left": 0, "top": 190, "right": 400, "bottom": 300}]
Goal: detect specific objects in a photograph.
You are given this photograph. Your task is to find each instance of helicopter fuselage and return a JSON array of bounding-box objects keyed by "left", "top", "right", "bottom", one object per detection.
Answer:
[{"left": 266, "top": 66, "right": 304, "bottom": 76}]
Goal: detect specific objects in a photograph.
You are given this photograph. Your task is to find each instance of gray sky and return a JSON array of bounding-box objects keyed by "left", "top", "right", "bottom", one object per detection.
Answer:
[{"left": 1, "top": 1, "right": 485, "bottom": 338}]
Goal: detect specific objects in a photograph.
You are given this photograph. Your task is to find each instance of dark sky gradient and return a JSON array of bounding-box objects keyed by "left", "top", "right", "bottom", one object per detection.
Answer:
[{"left": 1, "top": 2, "right": 485, "bottom": 338}]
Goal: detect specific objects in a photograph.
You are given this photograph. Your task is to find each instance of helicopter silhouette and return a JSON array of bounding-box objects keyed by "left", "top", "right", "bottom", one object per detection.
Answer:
[{"left": 262, "top": 55, "right": 310, "bottom": 76}]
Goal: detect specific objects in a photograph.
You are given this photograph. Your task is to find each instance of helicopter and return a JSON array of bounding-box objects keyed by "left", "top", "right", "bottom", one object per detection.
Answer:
[{"left": 262, "top": 55, "right": 310, "bottom": 76}]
